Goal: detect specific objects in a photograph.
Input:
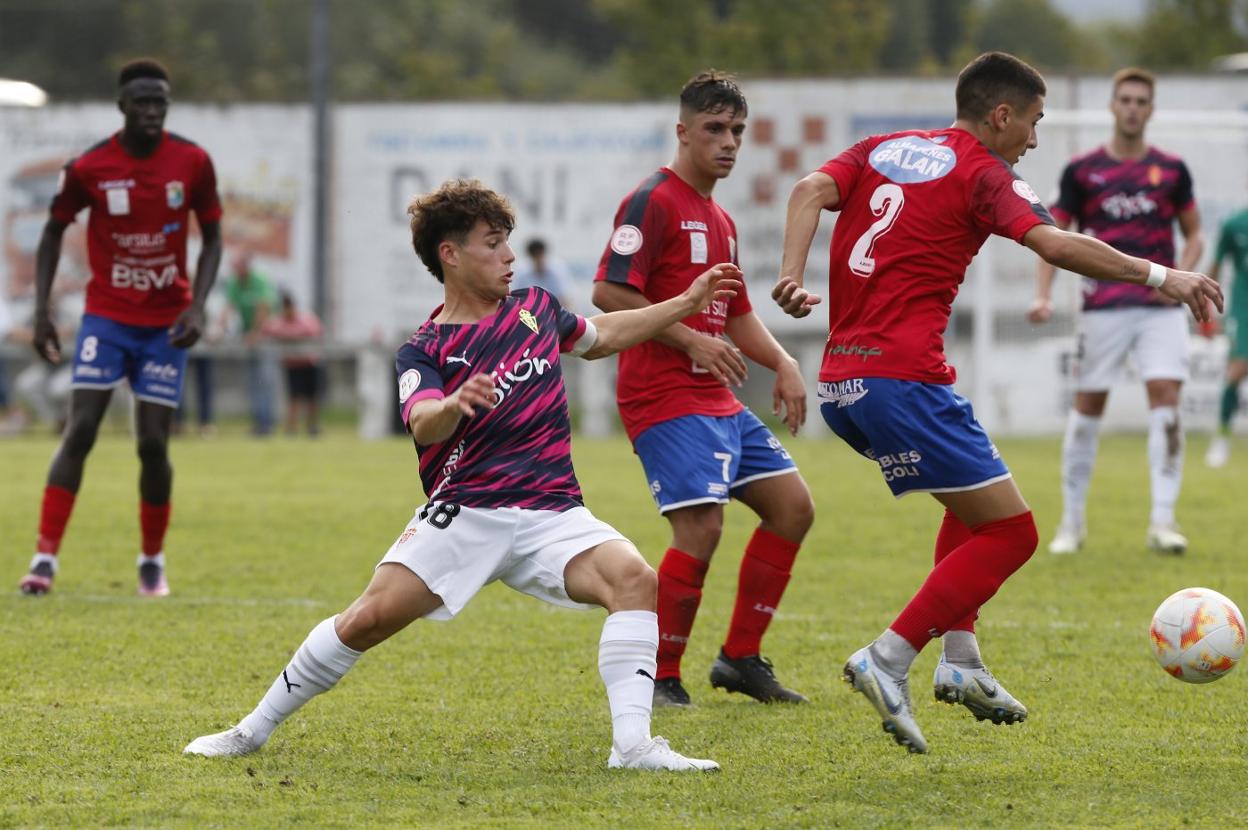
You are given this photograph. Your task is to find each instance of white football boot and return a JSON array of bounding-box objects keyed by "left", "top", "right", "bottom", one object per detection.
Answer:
[
  {"left": 183, "top": 725, "right": 262, "bottom": 757},
  {"left": 1205, "top": 435, "right": 1230, "bottom": 469},
  {"left": 933, "top": 659, "right": 1028, "bottom": 725},
  {"left": 842, "top": 646, "right": 928, "bottom": 754},
  {"left": 1147, "top": 523, "right": 1188, "bottom": 555},
  {"left": 1047, "top": 523, "right": 1085, "bottom": 555},
  {"left": 607, "top": 736, "right": 719, "bottom": 771}
]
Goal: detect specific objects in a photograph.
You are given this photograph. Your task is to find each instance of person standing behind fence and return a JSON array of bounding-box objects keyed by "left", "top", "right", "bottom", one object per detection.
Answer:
[
  {"left": 513, "top": 238, "right": 577, "bottom": 309},
  {"left": 263, "top": 290, "right": 324, "bottom": 436},
  {"left": 221, "top": 250, "right": 278, "bottom": 436},
  {"left": 19, "top": 58, "right": 224, "bottom": 597},
  {"left": 1028, "top": 67, "right": 1204, "bottom": 556}
]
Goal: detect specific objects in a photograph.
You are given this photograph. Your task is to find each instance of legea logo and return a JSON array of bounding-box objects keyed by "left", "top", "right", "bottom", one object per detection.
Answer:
[{"left": 869, "top": 137, "right": 957, "bottom": 184}]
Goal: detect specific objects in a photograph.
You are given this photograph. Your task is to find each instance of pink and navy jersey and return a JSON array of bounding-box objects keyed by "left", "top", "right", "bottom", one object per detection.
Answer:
[
  {"left": 594, "top": 168, "right": 750, "bottom": 441},
  {"left": 1051, "top": 146, "right": 1195, "bottom": 311},
  {"left": 50, "top": 131, "right": 222, "bottom": 328},
  {"left": 817, "top": 128, "right": 1053, "bottom": 385},
  {"left": 395, "top": 287, "right": 595, "bottom": 511}
]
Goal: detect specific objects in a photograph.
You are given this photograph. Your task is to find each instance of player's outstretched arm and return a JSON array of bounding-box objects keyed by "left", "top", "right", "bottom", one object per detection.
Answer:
[
  {"left": 591, "top": 279, "right": 748, "bottom": 386},
  {"left": 1024, "top": 223, "right": 1223, "bottom": 322},
  {"left": 407, "top": 372, "right": 496, "bottom": 445},
  {"left": 1028, "top": 216, "right": 1073, "bottom": 325},
  {"left": 170, "top": 221, "right": 224, "bottom": 348},
  {"left": 773, "top": 172, "right": 838, "bottom": 319},
  {"left": 581, "top": 263, "right": 742, "bottom": 360},
  {"left": 32, "top": 219, "right": 70, "bottom": 363},
  {"left": 724, "top": 312, "right": 806, "bottom": 434}
]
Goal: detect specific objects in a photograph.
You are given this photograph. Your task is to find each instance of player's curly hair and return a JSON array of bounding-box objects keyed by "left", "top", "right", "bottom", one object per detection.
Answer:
[
  {"left": 407, "top": 179, "right": 515, "bottom": 283},
  {"left": 118, "top": 58, "right": 170, "bottom": 88},
  {"left": 955, "top": 52, "right": 1046, "bottom": 121},
  {"left": 680, "top": 69, "right": 747, "bottom": 118}
]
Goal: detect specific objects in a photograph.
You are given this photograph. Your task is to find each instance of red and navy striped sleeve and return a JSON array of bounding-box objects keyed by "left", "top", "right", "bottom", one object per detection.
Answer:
[{"left": 596, "top": 170, "right": 669, "bottom": 292}]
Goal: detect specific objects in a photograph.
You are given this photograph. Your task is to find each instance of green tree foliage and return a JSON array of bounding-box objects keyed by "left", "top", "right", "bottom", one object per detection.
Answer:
[{"left": 1134, "top": 0, "right": 1248, "bottom": 69}]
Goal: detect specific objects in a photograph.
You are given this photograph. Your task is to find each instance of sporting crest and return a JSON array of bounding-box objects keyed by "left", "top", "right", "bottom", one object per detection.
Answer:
[
  {"left": 519, "top": 309, "right": 539, "bottom": 333},
  {"left": 166, "top": 180, "right": 185, "bottom": 209}
]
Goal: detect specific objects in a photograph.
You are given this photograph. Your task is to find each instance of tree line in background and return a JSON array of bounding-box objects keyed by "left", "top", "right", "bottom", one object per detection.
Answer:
[{"left": 2, "top": 0, "right": 1245, "bottom": 102}]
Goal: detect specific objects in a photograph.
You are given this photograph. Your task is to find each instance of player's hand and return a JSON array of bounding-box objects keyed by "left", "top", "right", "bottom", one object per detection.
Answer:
[
  {"left": 168, "top": 304, "right": 206, "bottom": 348},
  {"left": 682, "top": 262, "right": 743, "bottom": 313},
  {"left": 1198, "top": 317, "right": 1220, "bottom": 339},
  {"left": 1158, "top": 269, "right": 1224, "bottom": 323},
  {"left": 772, "top": 276, "right": 822, "bottom": 319},
  {"left": 773, "top": 357, "right": 807, "bottom": 435},
  {"left": 1027, "top": 297, "right": 1053, "bottom": 325},
  {"left": 448, "top": 372, "right": 496, "bottom": 417},
  {"left": 687, "top": 333, "right": 748, "bottom": 388},
  {"left": 32, "top": 311, "right": 61, "bottom": 364}
]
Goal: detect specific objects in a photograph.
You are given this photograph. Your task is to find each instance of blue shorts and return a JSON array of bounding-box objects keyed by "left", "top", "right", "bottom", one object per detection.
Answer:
[
  {"left": 633, "top": 410, "right": 798, "bottom": 514},
  {"left": 818, "top": 377, "right": 1010, "bottom": 498},
  {"left": 70, "top": 313, "right": 187, "bottom": 408}
]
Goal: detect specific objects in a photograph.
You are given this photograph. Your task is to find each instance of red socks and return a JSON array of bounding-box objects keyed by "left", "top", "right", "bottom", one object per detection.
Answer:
[
  {"left": 140, "top": 501, "right": 171, "bottom": 556},
  {"left": 655, "top": 548, "right": 708, "bottom": 680},
  {"left": 891, "top": 511, "right": 1037, "bottom": 651},
  {"left": 723, "top": 528, "right": 800, "bottom": 659},
  {"left": 933, "top": 508, "right": 977, "bottom": 633},
  {"left": 37, "top": 485, "right": 76, "bottom": 554}
]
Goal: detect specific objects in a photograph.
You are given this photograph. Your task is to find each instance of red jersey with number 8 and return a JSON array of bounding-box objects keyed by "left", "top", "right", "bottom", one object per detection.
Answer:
[
  {"left": 816, "top": 128, "right": 1052, "bottom": 385},
  {"left": 50, "top": 131, "right": 222, "bottom": 327}
]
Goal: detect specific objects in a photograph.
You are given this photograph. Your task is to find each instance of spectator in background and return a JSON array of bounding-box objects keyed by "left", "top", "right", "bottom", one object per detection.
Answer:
[
  {"left": 221, "top": 250, "right": 278, "bottom": 436},
  {"left": 3, "top": 293, "right": 80, "bottom": 434},
  {"left": 263, "top": 290, "right": 325, "bottom": 436},
  {"left": 513, "top": 238, "right": 576, "bottom": 308}
]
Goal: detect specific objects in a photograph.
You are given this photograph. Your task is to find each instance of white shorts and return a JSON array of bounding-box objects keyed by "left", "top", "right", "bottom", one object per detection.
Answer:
[
  {"left": 1073, "top": 306, "right": 1190, "bottom": 391},
  {"left": 378, "top": 503, "right": 627, "bottom": 621}
]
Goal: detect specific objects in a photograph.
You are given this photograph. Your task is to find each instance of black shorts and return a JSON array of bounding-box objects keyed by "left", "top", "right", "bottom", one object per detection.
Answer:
[{"left": 285, "top": 365, "right": 321, "bottom": 400}]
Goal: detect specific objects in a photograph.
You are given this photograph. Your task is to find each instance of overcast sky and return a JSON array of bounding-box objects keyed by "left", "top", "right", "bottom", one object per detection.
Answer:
[{"left": 1049, "top": 0, "right": 1147, "bottom": 22}]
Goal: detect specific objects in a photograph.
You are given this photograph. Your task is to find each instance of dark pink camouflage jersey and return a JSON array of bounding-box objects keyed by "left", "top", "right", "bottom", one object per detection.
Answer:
[
  {"left": 395, "top": 287, "right": 593, "bottom": 511},
  {"left": 1050, "top": 146, "right": 1195, "bottom": 311}
]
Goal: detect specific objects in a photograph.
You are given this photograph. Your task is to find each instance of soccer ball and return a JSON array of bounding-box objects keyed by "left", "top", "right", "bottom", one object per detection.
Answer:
[{"left": 1149, "top": 588, "right": 1246, "bottom": 683}]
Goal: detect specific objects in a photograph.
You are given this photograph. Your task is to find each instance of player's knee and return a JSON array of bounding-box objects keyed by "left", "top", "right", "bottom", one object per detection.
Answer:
[
  {"left": 782, "top": 490, "right": 816, "bottom": 539},
  {"left": 61, "top": 418, "right": 100, "bottom": 458},
  {"left": 335, "top": 601, "right": 391, "bottom": 651},
  {"left": 136, "top": 433, "right": 169, "bottom": 466},
  {"left": 608, "top": 557, "right": 658, "bottom": 611}
]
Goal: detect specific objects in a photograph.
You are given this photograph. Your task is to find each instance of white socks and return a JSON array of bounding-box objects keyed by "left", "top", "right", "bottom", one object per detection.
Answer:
[
  {"left": 1148, "top": 406, "right": 1183, "bottom": 526},
  {"left": 598, "top": 610, "right": 657, "bottom": 755},
  {"left": 941, "top": 630, "right": 984, "bottom": 669},
  {"left": 1060, "top": 410, "right": 1102, "bottom": 531},
  {"left": 870, "top": 628, "right": 919, "bottom": 680},
  {"left": 239, "top": 616, "right": 362, "bottom": 745}
]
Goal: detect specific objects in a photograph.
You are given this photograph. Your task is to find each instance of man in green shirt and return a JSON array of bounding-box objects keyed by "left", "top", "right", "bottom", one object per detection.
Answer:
[
  {"left": 1206, "top": 208, "right": 1248, "bottom": 467},
  {"left": 223, "top": 252, "right": 278, "bottom": 435}
]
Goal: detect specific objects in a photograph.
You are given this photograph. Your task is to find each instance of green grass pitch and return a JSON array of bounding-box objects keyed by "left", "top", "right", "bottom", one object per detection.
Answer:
[{"left": 2, "top": 430, "right": 1247, "bottom": 828}]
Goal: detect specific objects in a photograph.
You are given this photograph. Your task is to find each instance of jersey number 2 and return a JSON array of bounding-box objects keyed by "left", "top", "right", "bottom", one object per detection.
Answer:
[{"left": 848, "top": 184, "right": 904, "bottom": 277}]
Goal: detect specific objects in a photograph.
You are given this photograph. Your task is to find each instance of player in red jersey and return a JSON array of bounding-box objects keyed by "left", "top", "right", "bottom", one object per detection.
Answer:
[
  {"left": 19, "top": 59, "right": 223, "bottom": 597},
  {"left": 1029, "top": 68, "right": 1204, "bottom": 556},
  {"left": 594, "top": 71, "right": 814, "bottom": 706},
  {"left": 775, "top": 52, "right": 1221, "bottom": 754}
]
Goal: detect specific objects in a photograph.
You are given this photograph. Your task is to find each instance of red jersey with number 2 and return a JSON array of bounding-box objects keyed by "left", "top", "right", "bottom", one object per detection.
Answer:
[
  {"left": 594, "top": 168, "right": 750, "bottom": 441},
  {"left": 816, "top": 128, "right": 1053, "bottom": 385},
  {"left": 50, "top": 131, "right": 222, "bottom": 327}
]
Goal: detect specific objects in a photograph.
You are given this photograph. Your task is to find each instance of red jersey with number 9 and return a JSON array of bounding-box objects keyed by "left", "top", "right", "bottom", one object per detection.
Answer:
[{"left": 816, "top": 128, "right": 1052, "bottom": 385}]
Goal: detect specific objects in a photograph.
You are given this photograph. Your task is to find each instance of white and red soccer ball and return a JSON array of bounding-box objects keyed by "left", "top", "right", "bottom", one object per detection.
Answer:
[{"left": 1149, "top": 588, "right": 1246, "bottom": 684}]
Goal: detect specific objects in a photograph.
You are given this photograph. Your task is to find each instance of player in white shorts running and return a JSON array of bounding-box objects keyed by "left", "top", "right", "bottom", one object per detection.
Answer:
[
  {"left": 1029, "top": 67, "right": 1205, "bottom": 555},
  {"left": 184, "top": 179, "right": 741, "bottom": 771}
]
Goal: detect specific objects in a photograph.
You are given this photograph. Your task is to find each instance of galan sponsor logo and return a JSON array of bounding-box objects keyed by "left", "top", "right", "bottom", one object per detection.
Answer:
[{"left": 869, "top": 137, "right": 957, "bottom": 184}]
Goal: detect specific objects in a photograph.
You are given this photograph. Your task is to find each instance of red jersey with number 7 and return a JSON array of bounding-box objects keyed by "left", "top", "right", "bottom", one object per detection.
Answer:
[
  {"left": 816, "top": 128, "right": 1053, "bottom": 385},
  {"left": 49, "top": 131, "right": 223, "bottom": 328},
  {"left": 594, "top": 168, "right": 750, "bottom": 441}
]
